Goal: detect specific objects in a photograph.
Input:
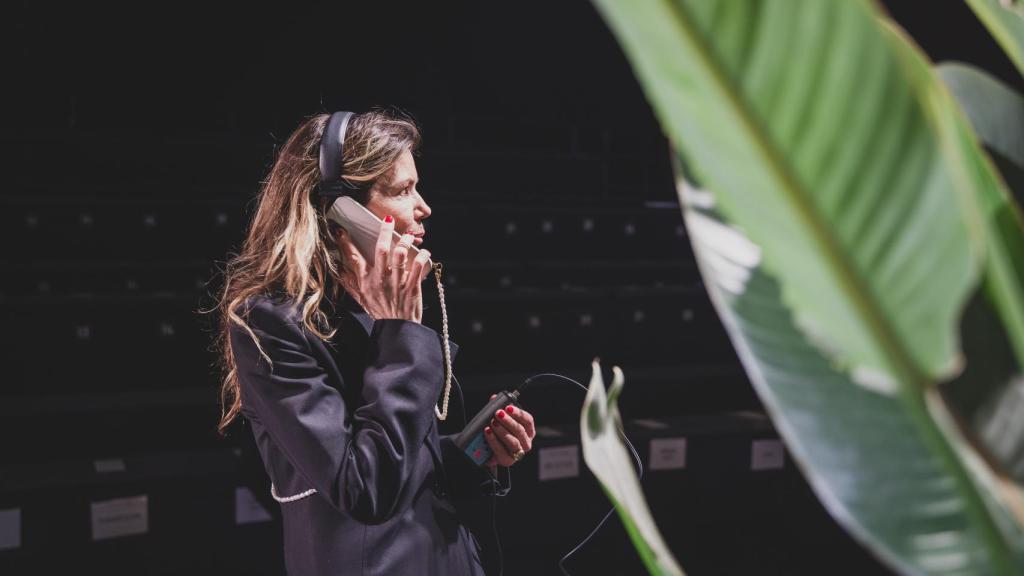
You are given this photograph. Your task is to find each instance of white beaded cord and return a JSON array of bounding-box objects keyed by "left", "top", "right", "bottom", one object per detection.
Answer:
[
  {"left": 270, "top": 483, "right": 318, "bottom": 503},
  {"left": 433, "top": 262, "right": 453, "bottom": 421}
]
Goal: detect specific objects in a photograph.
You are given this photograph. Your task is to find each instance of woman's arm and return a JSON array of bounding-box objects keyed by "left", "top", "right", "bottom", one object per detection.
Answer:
[{"left": 231, "top": 298, "right": 444, "bottom": 524}]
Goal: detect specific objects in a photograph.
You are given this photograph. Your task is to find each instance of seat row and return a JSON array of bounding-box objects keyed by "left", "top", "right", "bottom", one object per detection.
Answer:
[
  {"left": 1, "top": 286, "right": 735, "bottom": 397},
  {"left": 2, "top": 258, "right": 700, "bottom": 298},
  {"left": 1, "top": 199, "right": 693, "bottom": 262}
]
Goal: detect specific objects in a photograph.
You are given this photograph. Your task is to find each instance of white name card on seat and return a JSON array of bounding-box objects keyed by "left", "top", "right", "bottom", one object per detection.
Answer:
[
  {"left": 538, "top": 445, "right": 579, "bottom": 481},
  {"left": 235, "top": 487, "right": 273, "bottom": 525},
  {"left": 91, "top": 495, "right": 148, "bottom": 541},
  {"left": 751, "top": 439, "right": 785, "bottom": 471},
  {"left": 649, "top": 437, "right": 687, "bottom": 471},
  {"left": 0, "top": 509, "right": 20, "bottom": 550}
]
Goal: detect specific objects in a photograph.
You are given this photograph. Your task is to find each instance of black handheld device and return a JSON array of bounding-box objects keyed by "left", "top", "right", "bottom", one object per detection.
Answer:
[{"left": 453, "top": 390, "right": 521, "bottom": 466}]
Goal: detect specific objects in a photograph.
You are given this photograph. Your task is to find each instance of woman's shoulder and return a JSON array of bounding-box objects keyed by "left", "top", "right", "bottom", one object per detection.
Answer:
[{"left": 231, "top": 292, "right": 305, "bottom": 335}]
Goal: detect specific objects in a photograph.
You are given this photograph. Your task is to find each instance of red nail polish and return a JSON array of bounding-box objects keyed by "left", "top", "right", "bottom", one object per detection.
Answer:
[
  {"left": 384, "top": 215, "right": 393, "bottom": 223},
  {"left": 497, "top": 410, "right": 506, "bottom": 420},
  {"left": 485, "top": 427, "right": 493, "bottom": 435},
  {"left": 506, "top": 405, "right": 515, "bottom": 415}
]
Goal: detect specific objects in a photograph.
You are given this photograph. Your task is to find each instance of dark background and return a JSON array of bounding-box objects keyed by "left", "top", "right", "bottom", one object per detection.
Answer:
[{"left": 1, "top": 0, "right": 1017, "bottom": 574}]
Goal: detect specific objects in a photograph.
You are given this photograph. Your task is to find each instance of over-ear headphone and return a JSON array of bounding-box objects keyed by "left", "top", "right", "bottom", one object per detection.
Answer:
[{"left": 316, "top": 111, "right": 361, "bottom": 200}]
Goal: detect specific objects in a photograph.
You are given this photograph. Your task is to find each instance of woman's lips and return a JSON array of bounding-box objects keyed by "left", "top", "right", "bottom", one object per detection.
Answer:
[{"left": 413, "top": 236, "right": 424, "bottom": 246}]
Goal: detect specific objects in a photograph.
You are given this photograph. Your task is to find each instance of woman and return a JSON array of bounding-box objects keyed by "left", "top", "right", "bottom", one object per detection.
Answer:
[{"left": 214, "top": 109, "right": 537, "bottom": 575}]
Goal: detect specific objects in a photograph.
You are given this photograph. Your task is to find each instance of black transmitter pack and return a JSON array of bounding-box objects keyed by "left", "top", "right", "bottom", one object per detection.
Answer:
[{"left": 453, "top": 390, "right": 521, "bottom": 466}]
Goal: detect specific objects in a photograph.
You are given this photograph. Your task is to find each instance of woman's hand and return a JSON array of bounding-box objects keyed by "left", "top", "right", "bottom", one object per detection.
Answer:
[
  {"left": 336, "top": 215, "right": 432, "bottom": 323},
  {"left": 484, "top": 395, "right": 537, "bottom": 469}
]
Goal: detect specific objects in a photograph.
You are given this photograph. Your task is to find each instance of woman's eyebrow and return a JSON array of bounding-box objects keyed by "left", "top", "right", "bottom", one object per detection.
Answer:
[{"left": 393, "top": 177, "right": 416, "bottom": 190}]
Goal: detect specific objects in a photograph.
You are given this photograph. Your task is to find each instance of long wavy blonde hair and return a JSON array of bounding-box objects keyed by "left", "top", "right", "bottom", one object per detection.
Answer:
[{"left": 212, "top": 109, "right": 421, "bottom": 434}]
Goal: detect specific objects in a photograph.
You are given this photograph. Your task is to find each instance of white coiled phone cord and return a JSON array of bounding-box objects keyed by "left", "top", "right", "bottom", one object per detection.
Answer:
[{"left": 433, "top": 262, "right": 453, "bottom": 421}]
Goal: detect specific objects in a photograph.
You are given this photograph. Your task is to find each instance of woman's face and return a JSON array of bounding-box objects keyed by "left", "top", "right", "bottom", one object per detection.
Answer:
[{"left": 363, "top": 148, "right": 431, "bottom": 246}]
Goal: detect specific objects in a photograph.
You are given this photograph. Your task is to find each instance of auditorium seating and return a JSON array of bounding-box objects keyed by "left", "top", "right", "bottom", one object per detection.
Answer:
[
  {"left": 0, "top": 116, "right": 797, "bottom": 573},
  {"left": 0, "top": 188, "right": 752, "bottom": 464},
  {"left": 0, "top": 412, "right": 887, "bottom": 575}
]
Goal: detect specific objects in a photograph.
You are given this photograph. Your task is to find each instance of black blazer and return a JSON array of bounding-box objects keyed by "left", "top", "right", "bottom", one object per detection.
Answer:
[{"left": 230, "top": 292, "right": 495, "bottom": 576}]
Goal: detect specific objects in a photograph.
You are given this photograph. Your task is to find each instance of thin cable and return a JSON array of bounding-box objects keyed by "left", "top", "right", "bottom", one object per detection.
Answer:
[
  {"left": 492, "top": 479, "right": 504, "bottom": 576},
  {"left": 521, "top": 373, "right": 644, "bottom": 576},
  {"left": 454, "top": 375, "right": 506, "bottom": 576}
]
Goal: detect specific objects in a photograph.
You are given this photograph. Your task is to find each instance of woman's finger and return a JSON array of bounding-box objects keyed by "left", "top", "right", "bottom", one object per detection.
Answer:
[
  {"left": 484, "top": 426, "right": 515, "bottom": 467},
  {"left": 391, "top": 234, "right": 414, "bottom": 293},
  {"left": 406, "top": 249, "right": 431, "bottom": 290},
  {"left": 493, "top": 408, "right": 531, "bottom": 452},
  {"left": 374, "top": 215, "right": 396, "bottom": 285},
  {"left": 336, "top": 229, "right": 368, "bottom": 277},
  {"left": 412, "top": 289, "right": 423, "bottom": 323},
  {"left": 406, "top": 267, "right": 423, "bottom": 322},
  {"left": 505, "top": 404, "right": 536, "bottom": 440},
  {"left": 490, "top": 421, "right": 525, "bottom": 458},
  {"left": 420, "top": 250, "right": 433, "bottom": 282}
]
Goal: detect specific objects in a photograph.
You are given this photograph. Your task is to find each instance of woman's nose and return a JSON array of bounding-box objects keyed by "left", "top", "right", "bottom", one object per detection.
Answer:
[{"left": 416, "top": 194, "right": 432, "bottom": 219}]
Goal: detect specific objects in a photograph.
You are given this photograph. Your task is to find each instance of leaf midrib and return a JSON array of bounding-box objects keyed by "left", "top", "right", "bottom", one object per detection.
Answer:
[{"left": 659, "top": 0, "right": 926, "bottom": 389}]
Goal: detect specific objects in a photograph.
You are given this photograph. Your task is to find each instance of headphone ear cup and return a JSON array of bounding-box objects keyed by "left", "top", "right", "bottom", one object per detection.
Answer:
[{"left": 318, "top": 111, "right": 355, "bottom": 189}]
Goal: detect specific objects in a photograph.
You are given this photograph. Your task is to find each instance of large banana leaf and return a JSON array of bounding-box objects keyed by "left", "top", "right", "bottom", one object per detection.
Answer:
[
  {"left": 963, "top": 0, "right": 1024, "bottom": 78},
  {"left": 679, "top": 177, "right": 1024, "bottom": 574},
  {"left": 587, "top": 0, "right": 1024, "bottom": 572}
]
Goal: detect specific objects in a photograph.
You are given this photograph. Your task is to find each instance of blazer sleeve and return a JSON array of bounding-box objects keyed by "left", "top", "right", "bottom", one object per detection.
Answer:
[
  {"left": 438, "top": 434, "right": 501, "bottom": 500},
  {"left": 230, "top": 299, "right": 445, "bottom": 524}
]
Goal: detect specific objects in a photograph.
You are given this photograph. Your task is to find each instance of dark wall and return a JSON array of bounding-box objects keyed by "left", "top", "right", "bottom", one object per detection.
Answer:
[{"left": 6, "top": 0, "right": 667, "bottom": 191}]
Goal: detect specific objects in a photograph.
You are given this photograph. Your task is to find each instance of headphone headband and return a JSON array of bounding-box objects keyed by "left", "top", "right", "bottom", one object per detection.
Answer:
[{"left": 316, "top": 111, "right": 361, "bottom": 199}]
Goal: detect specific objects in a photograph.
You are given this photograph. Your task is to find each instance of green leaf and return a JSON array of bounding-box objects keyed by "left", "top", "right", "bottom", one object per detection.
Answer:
[
  {"left": 930, "top": 60, "right": 1024, "bottom": 496},
  {"left": 580, "top": 360, "right": 685, "bottom": 576},
  {"left": 936, "top": 62, "right": 1024, "bottom": 171},
  {"left": 678, "top": 189, "right": 1024, "bottom": 573},
  {"left": 588, "top": 0, "right": 1024, "bottom": 572},
  {"left": 962, "top": 0, "right": 1024, "bottom": 79},
  {"left": 592, "top": 0, "right": 982, "bottom": 389},
  {"left": 935, "top": 62, "right": 1024, "bottom": 364}
]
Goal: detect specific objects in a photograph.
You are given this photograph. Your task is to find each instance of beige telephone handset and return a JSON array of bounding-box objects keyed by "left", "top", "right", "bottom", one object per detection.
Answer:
[
  {"left": 325, "top": 195, "right": 452, "bottom": 421},
  {"left": 326, "top": 196, "right": 432, "bottom": 268}
]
